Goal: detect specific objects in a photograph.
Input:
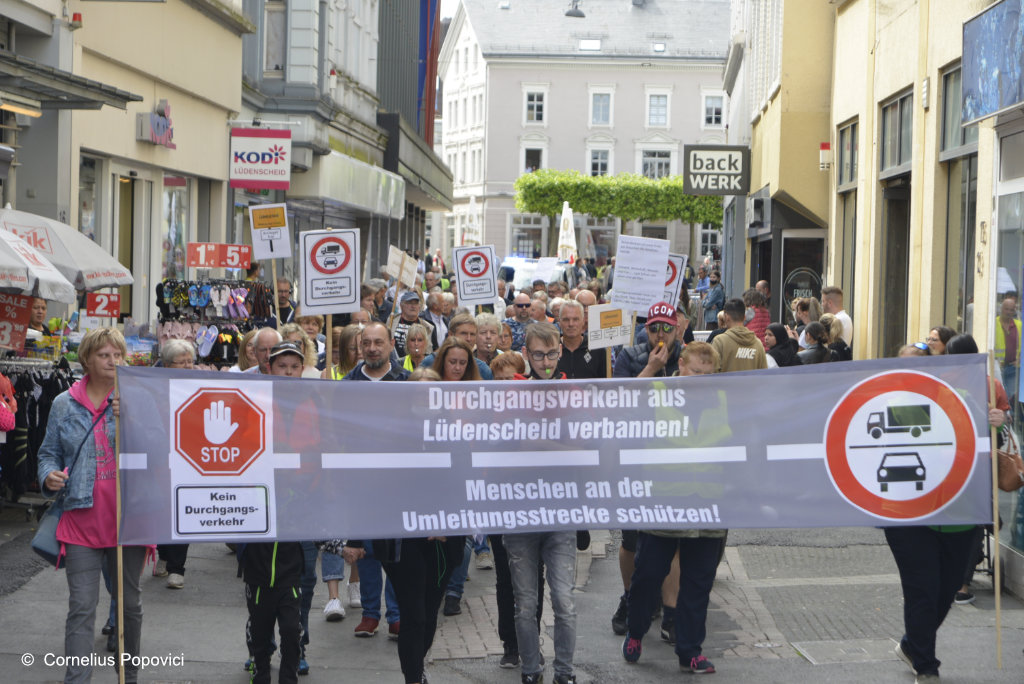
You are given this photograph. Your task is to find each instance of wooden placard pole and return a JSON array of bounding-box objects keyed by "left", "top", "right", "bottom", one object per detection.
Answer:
[
  {"left": 606, "top": 346, "right": 612, "bottom": 379},
  {"left": 271, "top": 260, "right": 281, "bottom": 324},
  {"left": 325, "top": 314, "right": 333, "bottom": 375},
  {"left": 988, "top": 358, "right": 1003, "bottom": 670},
  {"left": 114, "top": 375, "right": 125, "bottom": 684},
  {"left": 387, "top": 252, "right": 409, "bottom": 329}
]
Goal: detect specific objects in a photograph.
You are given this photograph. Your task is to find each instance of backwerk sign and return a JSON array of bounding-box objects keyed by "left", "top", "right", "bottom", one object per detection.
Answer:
[
  {"left": 683, "top": 145, "right": 750, "bottom": 196},
  {"left": 117, "top": 355, "right": 992, "bottom": 544}
]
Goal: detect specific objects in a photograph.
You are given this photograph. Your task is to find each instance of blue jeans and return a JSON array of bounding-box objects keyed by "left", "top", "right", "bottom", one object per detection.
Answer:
[
  {"left": 299, "top": 542, "right": 317, "bottom": 656},
  {"left": 358, "top": 556, "right": 400, "bottom": 623},
  {"left": 627, "top": 533, "right": 723, "bottom": 662},
  {"left": 504, "top": 532, "right": 577, "bottom": 678},
  {"left": 321, "top": 550, "right": 345, "bottom": 583},
  {"left": 446, "top": 537, "right": 474, "bottom": 599}
]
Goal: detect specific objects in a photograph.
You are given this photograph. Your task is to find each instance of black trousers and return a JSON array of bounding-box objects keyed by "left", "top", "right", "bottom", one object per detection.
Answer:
[
  {"left": 157, "top": 544, "right": 189, "bottom": 575},
  {"left": 383, "top": 537, "right": 464, "bottom": 684},
  {"left": 492, "top": 534, "right": 543, "bottom": 651},
  {"left": 246, "top": 583, "right": 301, "bottom": 684},
  {"left": 884, "top": 526, "right": 976, "bottom": 676}
]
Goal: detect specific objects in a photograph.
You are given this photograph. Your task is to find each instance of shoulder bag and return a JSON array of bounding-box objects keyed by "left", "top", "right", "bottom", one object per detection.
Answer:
[{"left": 997, "top": 427, "right": 1024, "bottom": 492}]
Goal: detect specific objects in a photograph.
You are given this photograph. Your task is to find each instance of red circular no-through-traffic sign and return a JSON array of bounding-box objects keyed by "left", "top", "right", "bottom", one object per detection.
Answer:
[
  {"left": 460, "top": 250, "right": 490, "bottom": 278},
  {"left": 310, "top": 237, "right": 351, "bottom": 275},
  {"left": 665, "top": 260, "right": 678, "bottom": 287},
  {"left": 824, "top": 371, "right": 976, "bottom": 520},
  {"left": 174, "top": 388, "right": 266, "bottom": 476}
]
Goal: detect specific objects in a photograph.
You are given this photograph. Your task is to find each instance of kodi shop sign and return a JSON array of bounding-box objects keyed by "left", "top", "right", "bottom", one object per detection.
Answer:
[{"left": 230, "top": 128, "right": 291, "bottom": 190}]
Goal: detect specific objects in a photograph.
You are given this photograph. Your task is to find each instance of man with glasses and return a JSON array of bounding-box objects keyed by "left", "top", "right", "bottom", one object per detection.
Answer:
[
  {"left": 504, "top": 292, "right": 535, "bottom": 352},
  {"left": 505, "top": 323, "right": 578, "bottom": 684},
  {"left": 277, "top": 278, "right": 297, "bottom": 326}
]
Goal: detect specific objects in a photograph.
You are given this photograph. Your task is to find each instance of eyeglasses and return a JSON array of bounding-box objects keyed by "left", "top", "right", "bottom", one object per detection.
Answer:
[
  {"left": 516, "top": 303, "right": 531, "bottom": 308},
  {"left": 528, "top": 350, "right": 560, "bottom": 362},
  {"left": 646, "top": 323, "right": 676, "bottom": 334}
]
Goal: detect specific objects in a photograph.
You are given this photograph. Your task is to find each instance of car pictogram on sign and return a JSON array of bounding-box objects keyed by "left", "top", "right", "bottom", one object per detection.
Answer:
[
  {"left": 877, "top": 452, "right": 926, "bottom": 492},
  {"left": 174, "top": 388, "right": 266, "bottom": 475}
]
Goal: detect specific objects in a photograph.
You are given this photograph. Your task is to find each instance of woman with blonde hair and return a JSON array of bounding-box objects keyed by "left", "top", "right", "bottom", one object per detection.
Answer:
[
  {"left": 321, "top": 324, "right": 362, "bottom": 380},
  {"left": 232, "top": 329, "right": 260, "bottom": 372},
  {"left": 819, "top": 313, "right": 852, "bottom": 361},
  {"left": 402, "top": 323, "right": 432, "bottom": 372},
  {"left": 279, "top": 323, "right": 321, "bottom": 378}
]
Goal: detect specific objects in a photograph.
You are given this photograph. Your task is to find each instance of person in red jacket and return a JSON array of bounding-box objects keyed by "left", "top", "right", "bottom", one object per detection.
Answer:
[{"left": 743, "top": 288, "right": 770, "bottom": 345}]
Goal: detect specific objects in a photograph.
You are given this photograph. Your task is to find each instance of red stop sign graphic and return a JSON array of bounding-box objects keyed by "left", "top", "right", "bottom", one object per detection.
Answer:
[{"left": 174, "top": 388, "right": 266, "bottom": 475}]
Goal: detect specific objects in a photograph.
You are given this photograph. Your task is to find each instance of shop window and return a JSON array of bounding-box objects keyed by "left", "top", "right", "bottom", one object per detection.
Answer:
[
  {"left": 880, "top": 91, "right": 913, "bottom": 176},
  {"left": 837, "top": 121, "right": 858, "bottom": 189},
  {"left": 641, "top": 150, "right": 671, "bottom": 179},
  {"left": 837, "top": 190, "right": 857, "bottom": 320},
  {"left": 264, "top": 0, "right": 286, "bottom": 75},
  {"left": 78, "top": 156, "right": 101, "bottom": 244},
  {"left": 162, "top": 176, "right": 190, "bottom": 280},
  {"left": 590, "top": 149, "right": 609, "bottom": 176}
]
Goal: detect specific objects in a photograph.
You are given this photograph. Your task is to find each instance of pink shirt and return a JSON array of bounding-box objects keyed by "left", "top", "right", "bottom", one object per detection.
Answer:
[{"left": 56, "top": 377, "right": 117, "bottom": 549}]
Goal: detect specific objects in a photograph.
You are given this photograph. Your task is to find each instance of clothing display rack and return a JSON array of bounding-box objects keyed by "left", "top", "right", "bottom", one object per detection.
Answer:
[{"left": 0, "top": 357, "right": 75, "bottom": 520}]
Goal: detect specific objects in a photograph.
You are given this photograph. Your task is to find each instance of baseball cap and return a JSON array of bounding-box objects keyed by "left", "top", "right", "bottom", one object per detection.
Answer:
[
  {"left": 269, "top": 341, "right": 305, "bottom": 361},
  {"left": 647, "top": 301, "right": 676, "bottom": 326},
  {"left": 400, "top": 291, "right": 421, "bottom": 304}
]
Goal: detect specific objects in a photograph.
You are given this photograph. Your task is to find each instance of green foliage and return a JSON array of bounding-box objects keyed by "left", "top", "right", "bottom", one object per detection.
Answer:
[{"left": 514, "top": 169, "right": 723, "bottom": 227}]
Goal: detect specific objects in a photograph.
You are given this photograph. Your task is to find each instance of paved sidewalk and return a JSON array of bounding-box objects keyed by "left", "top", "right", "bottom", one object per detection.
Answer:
[{"left": 0, "top": 521, "right": 1021, "bottom": 682}]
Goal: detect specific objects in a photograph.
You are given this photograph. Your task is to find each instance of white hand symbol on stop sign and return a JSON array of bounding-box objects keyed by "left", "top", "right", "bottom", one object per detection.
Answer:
[{"left": 204, "top": 400, "right": 240, "bottom": 445}]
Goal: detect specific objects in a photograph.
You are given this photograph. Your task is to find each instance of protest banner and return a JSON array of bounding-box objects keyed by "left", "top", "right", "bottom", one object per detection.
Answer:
[
  {"left": 117, "top": 355, "right": 991, "bottom": 544},
  {"left": 298, "top": 229, "right": 360, "bottom": 316},
  {"left": 613, "top": 234, "right": 670, "bottom": 315},
  {"left": 385, "top": 245, "right": 417, "bottom": 288},
  {"left": 247, "top": 204, "right": 292, "bottom": 260}
]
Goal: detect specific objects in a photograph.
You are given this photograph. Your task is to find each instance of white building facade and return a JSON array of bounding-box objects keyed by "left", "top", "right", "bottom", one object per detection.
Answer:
[{"left": 438, "top": 0, "right": 729, "bottom": 266}]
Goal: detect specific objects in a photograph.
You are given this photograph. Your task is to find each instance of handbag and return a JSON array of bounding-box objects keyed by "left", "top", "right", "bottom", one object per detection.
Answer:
[
  {"left": 997, "top": 427, "right": 1024, "bottom": 492},
  {"left": 31, "top": 408, "right": 111, "bottom": 568}
]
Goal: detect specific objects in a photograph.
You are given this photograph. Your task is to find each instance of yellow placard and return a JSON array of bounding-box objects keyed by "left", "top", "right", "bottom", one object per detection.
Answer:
[
  {"left": 600, "top": 309, "right": 623, "bottom": 329},
  {"left": 249, "top": 206, "right": 287, "bottom": 229}
]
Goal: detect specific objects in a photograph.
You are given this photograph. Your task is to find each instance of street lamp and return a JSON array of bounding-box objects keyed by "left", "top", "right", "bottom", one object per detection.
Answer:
[{"left": 565, "top": 0, "right": 585, "bottom": 18}]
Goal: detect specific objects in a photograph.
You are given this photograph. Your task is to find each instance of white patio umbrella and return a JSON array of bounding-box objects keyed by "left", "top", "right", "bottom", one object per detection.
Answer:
[
  {"left": 0, "top": 229, "right": 77, "bottom": 304},
  {"left": 0, "top": 206, "right": 133, "bottom": 291},
  {"left": 557, "top": 201, "right": 577, "bottom": 261}
]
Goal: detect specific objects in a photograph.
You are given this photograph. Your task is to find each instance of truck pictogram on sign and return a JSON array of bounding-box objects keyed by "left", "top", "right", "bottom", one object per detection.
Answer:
[{"left": 174, "top": 388, "right": 266, "bottom": 476}]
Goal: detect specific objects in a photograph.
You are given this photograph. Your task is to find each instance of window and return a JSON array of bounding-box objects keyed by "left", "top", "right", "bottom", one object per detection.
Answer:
[
  {"left": 703, "top": 95, "right": 724, "bottom": 128},
  {"left": 837, "top": 121, "right": 858, "bottom": 189},
  {"left": 162, "top": 176, "right": 190, "bottom": 280},
  {"left": 592, "top": 93, "right": 611, "bottom": 126},
  {"left": 941, "top": 68, "right": 979, "bottom": 154},
  {"left": 590, "top": 150, "right": 609, "bottom": 176},
  {"left": 526, "top": 92, "right": 544, "bottom": 123},
  {"left": 264, "top": 0, "right": 286, "bottom": 75},
  {"left": 642, "top": 150, "right": 671, "bottom": 179},
  {"left": 880, "top": 91, "right": 913, "bottom": 174},
  {"left": 579, "top": 39, "right": 601, "bottom": 51},
  {"left": 524, "top": 148, "right": 543, "bottom": 173},
  {"left": 700, "top": 225, "right": 721, "bottom": 261},
  {"left": 837, "top": 190, "right": 857, "bottom": 320},
  {"left": 648, "top": 94, "right": 668, "bottom": 127}
]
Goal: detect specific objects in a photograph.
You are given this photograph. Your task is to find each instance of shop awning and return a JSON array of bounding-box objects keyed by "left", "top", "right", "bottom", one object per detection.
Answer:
[{"left": 0, "top": 50, "right": 142, "bottom": 111}]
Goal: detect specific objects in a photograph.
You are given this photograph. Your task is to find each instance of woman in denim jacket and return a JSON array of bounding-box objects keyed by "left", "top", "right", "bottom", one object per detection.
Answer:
[{"left": 37, "top": 327, "right": 146, "bottom": 684}]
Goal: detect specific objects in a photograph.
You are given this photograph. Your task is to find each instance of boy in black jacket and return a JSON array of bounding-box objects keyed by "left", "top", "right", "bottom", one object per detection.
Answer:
[{"left": 240, "top": 541, "right": 305, "bottom": 684}]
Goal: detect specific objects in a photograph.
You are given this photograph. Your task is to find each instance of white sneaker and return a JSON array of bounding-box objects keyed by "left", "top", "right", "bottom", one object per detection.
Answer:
[
  {"left": 166, "top": 573, "right": 184, "bottom": 589},
  {"left": 348, "top": 582, "right": 362, "bottom": 608},
  {"left": 154, "top": 559, "right": 168, "bottom": 577},
  {"left": 476, "top": 551, "right": 494, "bottom": 570},
  {"left": 323, "top": 597, "right": 345, "bottom": 622}
]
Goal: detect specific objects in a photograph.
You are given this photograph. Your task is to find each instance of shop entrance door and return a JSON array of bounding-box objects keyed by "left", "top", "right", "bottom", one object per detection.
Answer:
[
  {"left": 111, "top": 172, "right": 153, "bottom": 322},
  {"left": 880, "top": 182, "right": 911, "bottom": 357}
]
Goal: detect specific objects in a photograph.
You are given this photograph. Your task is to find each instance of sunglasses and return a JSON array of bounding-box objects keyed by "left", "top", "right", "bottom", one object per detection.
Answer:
[
  {"left": 516, "top": 303, "right": 531, "bottom": 308},
  {"left": 646, "top": 323, "right": 676, "bottom": 334},
  {"left": 913, "top": 342, "right": 931, "bottom": 354}
]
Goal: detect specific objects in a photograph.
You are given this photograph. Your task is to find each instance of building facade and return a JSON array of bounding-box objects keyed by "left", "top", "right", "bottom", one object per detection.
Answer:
[
  {"left": 438, "top": 0, "right": 728, "bottom": 267},
  {"left": 12, "top": 0, "right": 250, "bottom": 323}
]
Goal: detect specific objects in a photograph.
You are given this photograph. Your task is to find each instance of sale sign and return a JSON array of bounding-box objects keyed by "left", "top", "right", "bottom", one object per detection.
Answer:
[
  {"left": 0, "top": 293, "right": 31, "bottom": 351},
  {"left": 187, "top": 243, "right": 252, "bottom": 269},
  {"left": 86, "top": 292, "right": 121, "bottom": 318}
]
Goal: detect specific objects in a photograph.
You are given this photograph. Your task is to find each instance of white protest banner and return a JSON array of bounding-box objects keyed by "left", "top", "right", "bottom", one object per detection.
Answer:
[
  {"left": 453, "top": 245, "right": 498, "bottom": 306},
  {"left": 587, "top": 303, "right": 632, "bottom": 350},
  {"left": 664, "top": 253, "right": 688, "bottom": 305},
  {"left": 385, "top": 245, "right": 417, "bottom": 288},
  {"left": 298, "top": 229, "right": 360, "bottom": 315},
  {"left": 532, "top": 257, "right": 558, "bottom": 285},
  {"left": 613, "top": 234, "right": 670, "bottom": 315},
  {"left": 248, "top": 204, "right": 293, "bottom": 260},
  {"left": 119, "top": 356, "right": 991, "bottom": 544}
]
